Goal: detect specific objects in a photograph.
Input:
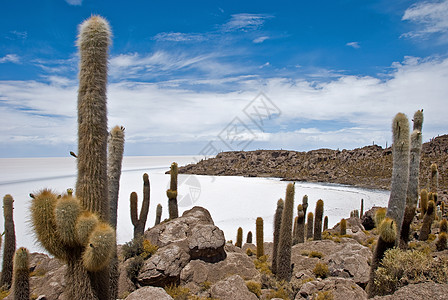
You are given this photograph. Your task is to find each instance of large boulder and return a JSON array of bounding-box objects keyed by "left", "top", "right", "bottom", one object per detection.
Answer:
[
  {"left": 291, "top": 239, "right": 372, "bottom": 287},
  {"left": 188, "top": 224, "right": 226, "bottom": 262},
  {"left": 124, "top": 286, "right": 173, "bottom": 300},
  {"left": 180, "top": 244, "right": 260, "bottom": 293},
  {"left": 295, "top": 277, "right": 367, "bottom": 300},
  {"left": 210, "top": 275, "right": 258, "bottom": 300},
  {"left": 373, "top": 282, "right": 448, "bottom": 299}
]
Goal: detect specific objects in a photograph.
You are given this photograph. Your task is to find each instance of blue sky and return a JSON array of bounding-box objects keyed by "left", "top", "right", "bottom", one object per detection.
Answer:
[{"left": 1, "top": 0, "right": 448, "bottom": 157}]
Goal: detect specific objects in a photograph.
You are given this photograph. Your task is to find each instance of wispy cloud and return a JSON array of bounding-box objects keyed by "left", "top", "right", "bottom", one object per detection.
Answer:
[
  {"left": 0, "top": 54, "right": 20, "bottom": 64},
  {"left": 65, "top": 0, "right": 82, "bottom": 6},
  {"left": 402, "top": 0, "right": 448, "bottom": 39},
  {"left": 346, "top": 41, "right": 360, "bottom": 49},
  {"left": 153, "top": 32, "right": 207, "bottom": 42},
  {"left": 253, "top": 36, "right": 269, "bottom": 43},
  {"left": 5, "top": 31, "right": 27, "bottom": 40},
  {"left": 222, "top": 13, "right": 273, "bottom": 32}
]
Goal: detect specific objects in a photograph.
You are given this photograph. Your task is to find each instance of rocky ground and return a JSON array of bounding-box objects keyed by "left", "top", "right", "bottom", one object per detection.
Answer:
[
  {"left": 8, "top": 206, "right": 448, "bottom": 300},
  {"left": 178, "top": 134, "right": 448, "bottom": 194}
]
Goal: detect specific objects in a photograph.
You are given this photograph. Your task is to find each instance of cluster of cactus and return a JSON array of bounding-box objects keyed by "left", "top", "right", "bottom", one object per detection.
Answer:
[
  {"left": 167, "top": 162, "right": 179, "bottom": 219},
  {"left": 1, "top": 195, "right": 16, "bottom": 290},
  {"left": 276, "top": 183, "right": 295, "bottom": 281},
  {"left": 272, "top": 198, "right": 284, "bottom": 274},
  {"left": 130, "top": 173, "right": 151, "bottom": 239},
  {"left": 350, "top": 210, "right": 360, "bottom": 218},
  {"left": 256, "top": 217, "right": 264, "bottom": 258}
]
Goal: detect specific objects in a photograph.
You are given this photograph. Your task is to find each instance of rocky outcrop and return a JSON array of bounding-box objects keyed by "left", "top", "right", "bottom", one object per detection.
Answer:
[
  {"left": 177, "top": 134, "right": 448, "bottom": 192},
  {"left": 209, "top": 275, "right": 258, "bottom": 300},
  {"left": 295, "top": 277, "right": 367, "bottom": 300},
  {"left": 188, "top": 224, "right": 226, "bottom": 262},
  {"left": 180, "top": 244, "right": 260, "bottom": 293},
  {"left": 373, "top": 282, "right": 448, "bottom": 300},
  {"left": 124, "top": 286, "right": 173, "bottom": 300}
]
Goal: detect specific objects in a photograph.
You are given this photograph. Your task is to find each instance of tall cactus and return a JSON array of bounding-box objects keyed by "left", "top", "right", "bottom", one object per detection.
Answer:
[
  {"left": 155, "top": 203, "right": 163, "bottom": 226},
  {"left": 297, "top": 205, "right": 305, "bottom": 243},
  {"left": 167, "top": 162, "right": 179, "bottom": 219},
  {"left": 256, "top": 217, "right": 264, "bottom": 258},
  {"left": 30, "top": 16, "right": 114, "bottom": 300},
  {"left": 108, "top": 125, "right": 125, "bottom": 230},
  {"left": 314, "top": 199, "right": 324, "bottom": 240},
  {"left": 130, "top": 173, "right": 151, "bottom": 239},
  {"left": 419, "top": 200, "right": 435, "bottom": 241},
  {"left": 360, "top": 198, "right": 364, "bottom": 218},
  {"left": 276, "top": 183, "right": 295, "bottom": 281},
  {"left": 400, "top": 127, "right": 423, "bottom": 248},
  {"left": 1, "top": 195, "right": 16, "bottom": 290},
  {"left": 340, "top": 218, "right": 347, "bottom": 235},
  {"left": 12, "top": 247, "right": 30, "bottom": 300},
  {"left": 323, "top": 216, "right": 328, "bottom": 232},
  {"left": 306, "top": 212, "right": 314, "bottom": 240},
  {"left": 429, "top": 163, "right": 438, "bottom": 194},
  {"left": 236, "top": 227, "right": 243, "bottom": 248},
  {"left": 272, "top": 198, "right": 284, "bottom": 275}
]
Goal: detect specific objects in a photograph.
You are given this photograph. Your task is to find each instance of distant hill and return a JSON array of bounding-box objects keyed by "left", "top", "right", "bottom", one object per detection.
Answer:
[{"left": 178, "top": 134, "right": 448, "bottom": 193}]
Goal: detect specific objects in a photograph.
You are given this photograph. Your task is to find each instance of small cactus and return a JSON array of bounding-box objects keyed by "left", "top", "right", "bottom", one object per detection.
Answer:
[
  {"left": 12, "top": 247, "right": 29, "bottom": 300},
  {"left": 130, "top": 173, "right": 151, "bottom": 239},
  {"left": 419, "top": 200, "right": 435, "bottom": 241},
  {"left": 360, "top": 198, "right": 364, "bottom": 218},
  {"left": 306, "top": 212, "right": 314, "bottom": 240},
  {"left": 340, "top": 218, "right": 347, "bottom": 236},
  {"left": 440, "top": 219, "right": 447, "bottom": 233},
  {"left": 302, "top": 195, "right": 308, "bottom": 216},
  {"left": 256, "top": 217, "right": 264, "bottom": 258},
  {"left": 246, "top": 231, "right": 253, "bottom": 244},
  {"left": 276, "top": 183, "right": 295, "bottom": 281},
  {"left": 236, "top": 227, "right": 243, "bottom": 248},
  {"left": 313, "top": 199, "right": 324, "bottom": 240},
  {"left": 436, "top": 232, "right": 447, "bottom": 251},
  {"left": 1, "top": 194, "right": 16, "bottom": 290},
  {"left": 155, "top": 204, "right": 163, "bottom": 226},
  {"left": 272, "top": 198, "right": 284, "bottom": 274},
  {"left": 429, "top": 163, "right": 438, "bottom": 194},
  {"left": 167, "top": 162, "right": 179, "bottom": 219},
  {"left": 323, "top": 216, "right": 328, "bottom": 232},
  {"left": 297, "top": 205, "right": 305, "bottom": 243}
]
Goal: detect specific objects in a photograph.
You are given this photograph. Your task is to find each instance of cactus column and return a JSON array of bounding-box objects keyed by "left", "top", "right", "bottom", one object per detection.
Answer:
[
  {"left": 276, "top": 183, "right": 295, "bottom": 281},
  {"left": 236, "top": 227, "right": 243, "bottom": 248},
  {"left": 314, "top": 199, "right": 324, "bottom": 240},
  {"left": 297, "top": 205, "right": 305, "bottom": 243},
  {"left": 12, "top": 247, "right": 29, "bottom": 300},
  {"left": 256, "top": 217, "right": 264, "bottom": 258},
  {"left": 0, "top": 195, "right": 16, "bottom": 290},
  {"left": 167, "top": 162, "right": 179, "bottom": 219},
  {"left": 130, "top": 173, "right": 151, "bottom": 239},
  {"left": 272, "top": 198, "right": 284, "bottom": 275},
  {"left": 154, "top": 203, "right": 163, "bottom": 226}
]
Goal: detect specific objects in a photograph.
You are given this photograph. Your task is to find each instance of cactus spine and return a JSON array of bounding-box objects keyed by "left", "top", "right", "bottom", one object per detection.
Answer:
[
  {"left": 256, "top": 217, "right": 264, "bottom": 258},
  {"left": 306, "top": 212, "right": 314, "bottom": 240},
  {"left": 155, "top": 203, "right": 163, "bottom": 226},
  {"left": 419, "top": 200, "right": 435, "bottom": 241},
  {"left": 272, "top": 198, "right": 284, "bottom": 274},
  {"left": 429, "top": 163, "right": 438, "bottom": 194},
  {"left": 1, "top": 195, "right": 16, "bottom": 290},
  {"left": 246, "top": 231, "right": 253, "bottom": 244},
  {"left": 297, "top": 205, "right": 305, "bottom": 243},
  {"left": 108, "top": 125, "right": 125, "bottom": 230},
  {"left": 323, "top": 216, "right": 328, "bottom": 232},
  {"left": 276, "top": 183, "right": 295, "bottom": 281},
  {"left": 340, "top": 218, "right": 347, "bottom": 235},
  {"left": 167, "top": 162, "right": 179, "bottom": 219},
  {"left": 314, "top": 199, "right": 324, "bottom": 240},
  {"left": 236, "top": 227, "right": 243, "bottom": 248},
  {"left": 130, "top": 173, "right": 151, "bottom": 239},
  {"left": 12, "top": 247, "right": 29, "bottom": 300},
  {"left": 400, "top": 122, "right": 423, "bottom": 248}
]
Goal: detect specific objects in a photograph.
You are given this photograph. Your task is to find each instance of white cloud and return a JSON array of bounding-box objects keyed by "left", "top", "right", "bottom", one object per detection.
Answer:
[
  {"left": 0, "top": 54, "right": 20, "bottom": 64},
  {"left": 402, "top": 0, "right": 448, "bottom": 38},
  {"left": 153, "top": 32, "right": 207, "bottom": 42},
  {"left": 253, "top": 36, "right": 269, "bottom": 43},
  {"left": 65, "top": 0, "right": 82, "bottom": 5},
  {"left": 222, "top": 14, "right": 273, "bottom": 32},
  {"left": 346, "top": 42, "right": 360, "bottom": 49},
  {"left": 0, "top": 55, "right": 447, "bottom": 156}
]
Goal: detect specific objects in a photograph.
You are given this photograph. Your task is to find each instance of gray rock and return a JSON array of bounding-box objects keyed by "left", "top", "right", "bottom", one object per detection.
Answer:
[
  {"left": 125, "top": 286, "right": 173, "bottom": 300},
  {"left": 188, "top": 224, "right": 226, "bottom": 262},
  {"left": 372, "top": 282, "right": 448, "bottom": 300},
  {"left": 117, "top": 257, "right": 137, "bottom": 299},
  {"left": 210, "top": 275, "right": 258, "bottom": 300},
  {"left": 295, "top": 277, "right": 367, "bottom": 300},
  {"left": 138, "top": 243, "right": 190, "bottom": 287}
]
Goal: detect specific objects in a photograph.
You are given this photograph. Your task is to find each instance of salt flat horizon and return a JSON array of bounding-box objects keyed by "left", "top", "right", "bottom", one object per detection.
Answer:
[{"left": 0, "top": 155, "right": 389, "bottom": 256}]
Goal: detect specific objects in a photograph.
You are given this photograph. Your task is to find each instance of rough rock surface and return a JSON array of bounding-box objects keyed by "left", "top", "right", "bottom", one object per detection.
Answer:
[
  {"left": 291, "top": 239, "right": 371, "bottom": 286},
  {"left": 124, "top": 286, "right": 173, "bottom": 300},
  {"left": 295, "top": 277, "right": 367, "bottom": 300},
  {"left": 180, "top": 244, "right": 260, "bottom": 293},
  {"left": 137, "top": 243, "right": 190, "bottom": 287},
  {"left": 373, "top": 282, "right": 448, "bottom": 300},
  {"left": 117, "top": 257, "right": 137, "bottom": 298},
  {"left": 188, "top": 224, "right": 226, "bottom": 262},
  {"left": 210, "top": 275, "right": 258, "bottom": 300}
]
